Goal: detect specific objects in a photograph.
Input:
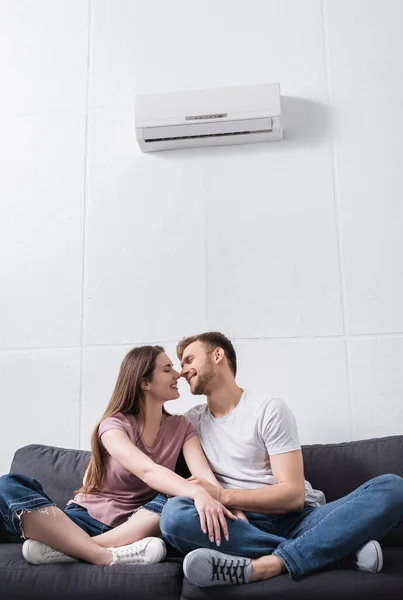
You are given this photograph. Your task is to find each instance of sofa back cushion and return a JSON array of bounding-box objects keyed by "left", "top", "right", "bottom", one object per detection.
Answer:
[
  {"left": 302, "top": 435, "right": 403, "bottom": 501},
  {"left": 10, "top": 444, "right": 91, "bottom": 509}
]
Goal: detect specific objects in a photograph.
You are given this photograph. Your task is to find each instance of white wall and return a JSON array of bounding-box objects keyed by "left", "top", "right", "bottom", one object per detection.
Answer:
[{"left": 1, "top": 0, "right": 403, "bottom": 474}]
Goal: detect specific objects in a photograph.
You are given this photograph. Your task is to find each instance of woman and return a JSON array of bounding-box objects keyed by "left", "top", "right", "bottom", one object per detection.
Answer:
[{"left": 0, "top": 345, "right": 236, "bottom": 566}]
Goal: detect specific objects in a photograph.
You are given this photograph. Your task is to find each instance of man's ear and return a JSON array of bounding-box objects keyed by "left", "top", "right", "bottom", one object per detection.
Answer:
[{"left": 214, "top": 347, "right": 225, "bottom": 365}]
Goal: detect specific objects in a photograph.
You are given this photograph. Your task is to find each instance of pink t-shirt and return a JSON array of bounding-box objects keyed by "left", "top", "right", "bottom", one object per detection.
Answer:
[{"left": 69, "top": 412, "right": 197, "bottom": 527}]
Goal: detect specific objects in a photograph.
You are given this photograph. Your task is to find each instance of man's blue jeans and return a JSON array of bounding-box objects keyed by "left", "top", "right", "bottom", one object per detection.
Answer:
[{"left": 160, "top": 474, "right": 403, "bottom": 579}]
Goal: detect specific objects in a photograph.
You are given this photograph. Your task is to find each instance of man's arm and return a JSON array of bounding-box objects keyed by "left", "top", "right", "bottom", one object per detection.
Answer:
[
  {"left": 222, "top": 450, "right": 305, "bottom": 513},
  {"left": 192, "top": 450, "right": 306, "bottom": 514}
]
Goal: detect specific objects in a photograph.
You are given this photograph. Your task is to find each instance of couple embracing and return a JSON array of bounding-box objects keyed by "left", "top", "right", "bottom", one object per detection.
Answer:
[{"left": 1, "top": 332, "right": 402, "bottom": 588}]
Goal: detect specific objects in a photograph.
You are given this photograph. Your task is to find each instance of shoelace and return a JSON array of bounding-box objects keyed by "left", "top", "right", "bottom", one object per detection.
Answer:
[
  {"left": 211, "top": 557, "right": 247, "bottom": 584},
  {"left": 116, "top": 540, "right": 149, "bottom": 564},
  {"left": 42, "top": 545, "right": 62, "bottom": 558},
  {"left": 39, "top": 545, "right": 76, "bottom": 563}
]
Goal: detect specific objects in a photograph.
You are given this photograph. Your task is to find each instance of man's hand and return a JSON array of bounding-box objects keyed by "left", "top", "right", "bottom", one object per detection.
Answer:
[
  {"left": 231, "top": 509, "right": 249, "bottom": 522},
  {"left": 188, "top": 477, "right": 249, "bottom": 522},
  {"left": 188, "top": 476, "right": 218, "bottom": 498}
]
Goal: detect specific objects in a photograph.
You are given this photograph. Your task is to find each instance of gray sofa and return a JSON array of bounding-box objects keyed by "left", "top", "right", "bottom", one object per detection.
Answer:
[{"left": 1, "top": 436, "right": 403, "bottom": 600}]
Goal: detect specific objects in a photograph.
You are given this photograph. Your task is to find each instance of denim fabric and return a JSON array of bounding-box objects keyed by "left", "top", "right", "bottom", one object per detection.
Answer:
[
  {"left": 160, "top": 474, "right": 403, "bottom": 579},
  {"left": 64, "top": 503, "right": 112, "bottom": 536},
  {"left": 141, "top": 493, "right": 168, "bottom": 515},
  {"left": 0, "top": 473, "right": 111, "bottom": 539}
]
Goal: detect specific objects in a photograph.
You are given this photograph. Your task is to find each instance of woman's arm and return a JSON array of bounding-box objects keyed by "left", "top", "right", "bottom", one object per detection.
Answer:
[
  {"left": 182, "top": 436, "right": 222, "bottom": 487},
  {"left": 182, "top": 435, "right": 249, "bottom": 522},
  {"left": 101, "top": 429, "right": 236, "bottom": 544},
  {"left": 102, "top": 428, "right": 203, "bottom": 499}
]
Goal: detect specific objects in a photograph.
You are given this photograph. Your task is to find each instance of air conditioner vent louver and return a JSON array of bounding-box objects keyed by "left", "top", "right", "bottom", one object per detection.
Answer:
[
  {"left": 143, "top": 117, "right": 273, "bottom": 142},
  {"left": 145, "top": 129, "right": 272, "bottom": 143}
]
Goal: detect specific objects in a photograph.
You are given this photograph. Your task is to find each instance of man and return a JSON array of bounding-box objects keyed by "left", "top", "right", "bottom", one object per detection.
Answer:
[{"left": 159, "top": 332, "right": 403, "bottom": 587}]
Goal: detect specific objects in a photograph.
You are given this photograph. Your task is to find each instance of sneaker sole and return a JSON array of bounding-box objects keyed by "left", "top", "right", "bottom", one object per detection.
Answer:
[{"left": 371, "top": 540, "right": 383, "bottom": 573}]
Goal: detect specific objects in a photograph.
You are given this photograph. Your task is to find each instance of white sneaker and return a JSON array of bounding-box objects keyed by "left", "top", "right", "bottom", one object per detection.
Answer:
[
  {"left": 355, "top": 540, "right": 383, "bottom": 573},
  {"left": 109, "top": 537, "right": 166, "bottom": 565},
  {"left": 22, "top": 539, "right": 78, "bottom": 564}
]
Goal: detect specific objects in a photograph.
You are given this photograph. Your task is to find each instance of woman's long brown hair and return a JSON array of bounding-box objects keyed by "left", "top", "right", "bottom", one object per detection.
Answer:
[{"left": 78, "top": 345, "right": 166, "bottom": 494}]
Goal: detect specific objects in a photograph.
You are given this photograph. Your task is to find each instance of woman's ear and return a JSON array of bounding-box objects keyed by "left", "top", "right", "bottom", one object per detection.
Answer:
[{"left": 140, "top": 379, "right": 151, "bottom": 391}]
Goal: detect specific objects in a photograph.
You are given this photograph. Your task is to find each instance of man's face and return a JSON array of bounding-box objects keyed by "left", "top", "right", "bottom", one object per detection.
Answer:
[{"left": 180, "top": 341, "right": 216, "bottom": 395}]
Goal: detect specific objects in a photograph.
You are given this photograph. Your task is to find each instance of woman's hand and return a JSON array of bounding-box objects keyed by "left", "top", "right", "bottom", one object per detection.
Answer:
[{"left": 193, "top": 489, "right": 237, "bottom": 546}]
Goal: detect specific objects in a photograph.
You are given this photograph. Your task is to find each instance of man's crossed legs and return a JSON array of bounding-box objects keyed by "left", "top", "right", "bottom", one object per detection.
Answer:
[{"left": 160, "top": 474, "right": 403, "bottom": 587}]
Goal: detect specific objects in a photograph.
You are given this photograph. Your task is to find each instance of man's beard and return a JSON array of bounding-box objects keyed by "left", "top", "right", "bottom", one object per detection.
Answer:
[{"left": 191, "top": 358, "right": 216, "bottom": 395}]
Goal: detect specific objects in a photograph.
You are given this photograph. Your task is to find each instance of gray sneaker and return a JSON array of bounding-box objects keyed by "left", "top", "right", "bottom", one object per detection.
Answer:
[
  {"left": 355, "top": 540, "right": 383, "bottom": 573},
  {"left": 183, "top": 548, "right": 252, "bottom": 587}
]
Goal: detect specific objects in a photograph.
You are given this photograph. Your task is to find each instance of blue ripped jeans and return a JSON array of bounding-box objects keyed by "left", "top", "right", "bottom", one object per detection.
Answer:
[
  {"left": 159, "top": 474, "right": 403, "bottom": 579},
  {"left": 0, "top": 473, "right": 112, "bottom": 539}
]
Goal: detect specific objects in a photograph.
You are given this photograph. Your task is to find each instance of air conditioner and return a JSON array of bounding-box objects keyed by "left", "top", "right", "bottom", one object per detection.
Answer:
[{"left": 135, "top": 83, "right": 282, "bottom": 152}]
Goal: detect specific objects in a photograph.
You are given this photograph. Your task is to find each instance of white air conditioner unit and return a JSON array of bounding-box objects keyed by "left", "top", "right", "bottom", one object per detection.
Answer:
[{"left": 135, "top": 83, "right": 282, "bottom": 152}]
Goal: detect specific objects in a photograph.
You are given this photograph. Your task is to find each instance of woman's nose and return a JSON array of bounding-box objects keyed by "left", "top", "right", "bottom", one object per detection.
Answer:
[{"left": 173, "top": 370, "right": 180, "bottom": 379}]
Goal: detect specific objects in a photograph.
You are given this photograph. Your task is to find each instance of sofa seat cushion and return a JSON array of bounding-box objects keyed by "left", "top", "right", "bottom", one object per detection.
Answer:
[
  {"left": 0, "top": 543, "right": 183, "bottom": 600},
  {"left": 180, "top": 547, "right": 403, "bottom": 600}
]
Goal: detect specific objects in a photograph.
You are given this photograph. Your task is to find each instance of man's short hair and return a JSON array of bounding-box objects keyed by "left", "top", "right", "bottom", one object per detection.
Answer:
[{"left": 177, "top": 332, "right": 237, "bottom": 376}]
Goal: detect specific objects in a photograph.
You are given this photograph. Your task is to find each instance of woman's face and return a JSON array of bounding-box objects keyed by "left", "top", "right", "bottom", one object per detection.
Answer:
[{"left": 147, "top": 352, "right": 180, "bottom": 401}]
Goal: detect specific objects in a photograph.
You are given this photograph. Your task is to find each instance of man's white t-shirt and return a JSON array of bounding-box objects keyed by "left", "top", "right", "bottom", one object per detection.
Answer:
[{"left": 185, "top": 390, "right": 325, "bottom": 508}]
